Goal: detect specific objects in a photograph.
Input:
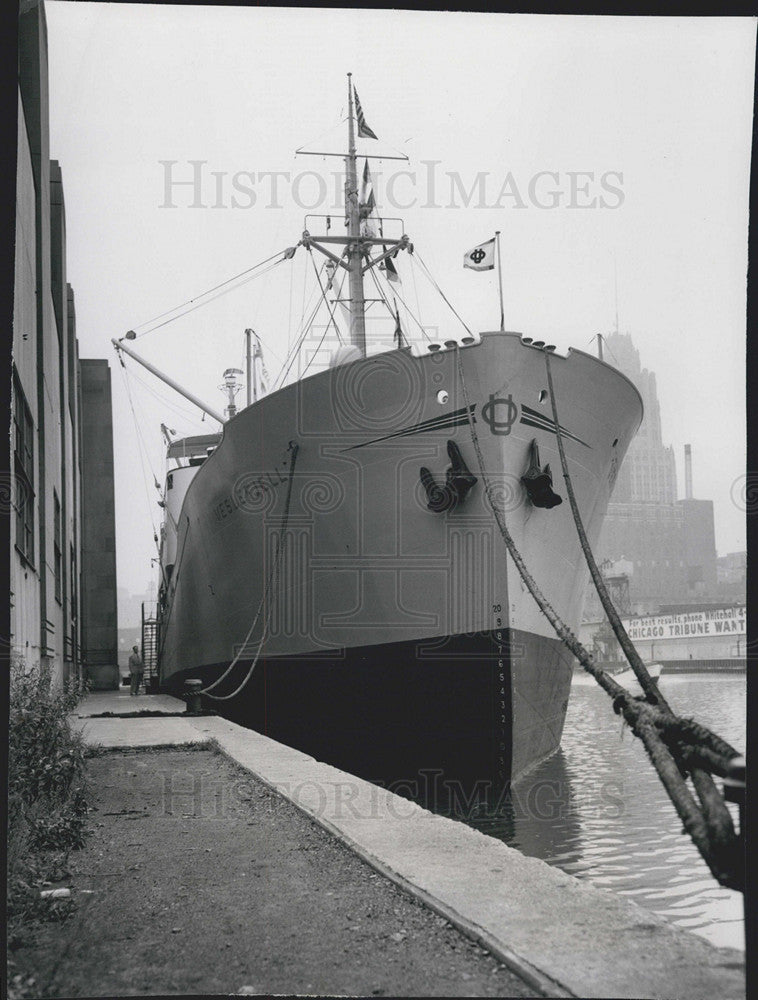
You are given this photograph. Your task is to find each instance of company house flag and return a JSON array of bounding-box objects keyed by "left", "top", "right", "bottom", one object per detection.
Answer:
[{"left": 463, "top": 238, "right": 496, "bottom": 271}]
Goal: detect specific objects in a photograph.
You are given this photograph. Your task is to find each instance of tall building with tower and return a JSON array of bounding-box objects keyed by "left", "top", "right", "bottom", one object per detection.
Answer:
[
  {"left": 605, "top": 335, "right": 677, "bottom": 506},
  {"left": 583, "top": 333, "right": 718, "bottom": 617}
]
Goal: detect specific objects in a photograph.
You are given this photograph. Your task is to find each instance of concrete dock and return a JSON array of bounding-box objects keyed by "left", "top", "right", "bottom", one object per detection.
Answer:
[{"left": 62, "top": 689, "right": 745, "bottom": 999}]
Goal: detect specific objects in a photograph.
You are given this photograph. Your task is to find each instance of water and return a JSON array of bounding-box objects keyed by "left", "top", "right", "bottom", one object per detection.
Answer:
[{"left": 469, "top": 673, "right": 746, "bottom": 951}]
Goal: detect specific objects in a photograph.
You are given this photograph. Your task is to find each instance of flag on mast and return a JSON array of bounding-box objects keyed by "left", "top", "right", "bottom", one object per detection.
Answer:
[
  {"left": 354, "top": 89, "right": 378, "bottom": 140},
  {"left": 359, "top": 159, "right": 378, "bottom": 237},
  {"left": 383, "top": 254, "right": 401, "bottom": 284},
  {"left": 361, "top": 159, "right": 402, "bottom": 284},
  {"left": 463, "top": 238, "right": 496, "bottom": 271}
]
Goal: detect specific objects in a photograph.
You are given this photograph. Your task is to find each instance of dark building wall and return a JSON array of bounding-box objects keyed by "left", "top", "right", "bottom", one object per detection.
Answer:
[
  {"left": 67, "top": 285, "right": 82, "bottom": 668},
  {"left": 14, "top": 0, "right": 79, "bottom": 684},
  {"left": 14, "top": 0, "right": 116, "bottom": 688},
  {"left": 49, "top": 158, "right": 75, "bottom": 680},
  {"left": 80, "top": 360, "right": 119, "bottom": 689},
  {"left": 594, "top": 501, "right": 687, "bottom": 615},
  {"left": 678, "top": 498, "right": 718, "bottom": 596},
  {"left": 11, "top": 87, "right": 41, "bottom": 665},
  {"left": 19, "top": 0, "right": 55, "bottom": 664}
]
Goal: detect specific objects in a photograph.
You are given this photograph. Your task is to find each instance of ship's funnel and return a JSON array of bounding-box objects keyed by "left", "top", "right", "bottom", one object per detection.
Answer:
[{"left": 684, "top": 443, "right": 693, "bottom": 499}]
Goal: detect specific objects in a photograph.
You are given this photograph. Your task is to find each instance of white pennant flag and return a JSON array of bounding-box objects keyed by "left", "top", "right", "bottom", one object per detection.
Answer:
[{"left": 463, "top": 238, "right": 496, "bottom": 271}]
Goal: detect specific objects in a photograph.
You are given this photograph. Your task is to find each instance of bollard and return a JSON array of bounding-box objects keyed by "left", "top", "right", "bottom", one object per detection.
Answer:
[
  {"left": 184, "top": 679, "right": 204, "bottom": 715},
  {"left": 722, "top": 754, "right": 745, "bottom": 830}
]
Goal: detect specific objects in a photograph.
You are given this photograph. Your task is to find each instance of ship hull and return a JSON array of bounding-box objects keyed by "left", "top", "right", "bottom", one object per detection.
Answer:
[
  {"left": 164, "top": 626, "right": 573, "bottom": 803},
  {"left": 158, "top": 332, "right": 642, "bottom": 794}
]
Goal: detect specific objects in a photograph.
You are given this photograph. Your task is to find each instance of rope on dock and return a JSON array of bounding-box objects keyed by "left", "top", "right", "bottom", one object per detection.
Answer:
[
  {"left": 200, "top": 442, "right": 300, "bottom": 702},
  {"left": 454, "top": 347, "right": 743, "bottom": 892}
]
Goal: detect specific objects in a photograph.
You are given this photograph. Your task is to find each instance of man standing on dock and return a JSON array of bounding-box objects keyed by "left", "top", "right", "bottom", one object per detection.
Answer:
[{"left": 128, "top": 645, "right": 144, "bottom": 696}]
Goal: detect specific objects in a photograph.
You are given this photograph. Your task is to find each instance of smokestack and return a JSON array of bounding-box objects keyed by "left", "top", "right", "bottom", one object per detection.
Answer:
[{"left": 684, "top": 444, "right": 693, "bottom": 499}]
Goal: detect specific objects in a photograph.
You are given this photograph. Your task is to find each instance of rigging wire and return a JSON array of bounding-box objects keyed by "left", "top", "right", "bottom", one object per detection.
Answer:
[
  {"left": 380, "top": 259, "right": 432, "bottom": 341},
  {"left": 294, "top": 110, "right": 351, "bottom": 156},
  {"left": 287, "top": 243, "right": 296, "bottom": 358},
  {"left": 413, "top": 251, "right": 473, "bottom": 336},
  {"left": 116, "top": 359, "right": 161, "bottom": 555},
  {"left": 367, "top": 264, "right": 393, "bottom": 318},
  {"left": 135, "top": 258, "right": 287, "bottom": 338},
  {"left": 309, "top": 248, "right": 344, "bottom": 346},
  {"left": 121, "top": 370, "right": 163, "bottom": 493},
  {"left": 130, "top": 249, "right": 295, "bottom": 339},
  {"left": 274, "top": 292, "right": 326, "bottom": 391},
  {"left": 298, "top": 239, "right": 309, "bottom": 380},
  {"left": 125, "top": 365, "right": 211, "bottom": 428},
  {"left": 275, "top": 254, "right": 326, "bottom": 389},
  {"left": 410, "top": 244, "right": 423, "bottom": 330},
  {"left": 367, "top": 265, "right": 404, "bottom": 346},
  {"left": 299, "top": 269, "right": 349, "bottom": 380},
  {"left": 273, "top": 254, "right": 347, "bottom": 390}
]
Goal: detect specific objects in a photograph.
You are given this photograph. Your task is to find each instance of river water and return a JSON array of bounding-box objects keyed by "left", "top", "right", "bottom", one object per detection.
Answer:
[{"left": 468, "top": 673, "right": 746, "bottom": 951}]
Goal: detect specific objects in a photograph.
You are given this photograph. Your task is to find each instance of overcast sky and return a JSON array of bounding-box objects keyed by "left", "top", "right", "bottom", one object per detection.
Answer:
[{"left": 44, "top": 3, "right": 754, "bottom": 597}]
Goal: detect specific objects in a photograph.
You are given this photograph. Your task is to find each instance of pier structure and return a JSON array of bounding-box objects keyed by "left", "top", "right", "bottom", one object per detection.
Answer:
[{"left": 55, "top": 688, "right": 745, "bottom": 1000}]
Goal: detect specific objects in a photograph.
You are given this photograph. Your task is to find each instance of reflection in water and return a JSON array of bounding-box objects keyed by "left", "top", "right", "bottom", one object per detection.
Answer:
[
  {"left": 467, "top": 749, "right": 588, "bottom": 868},
  {"left": 468, "top": 673, "right": 746, "bottom": 952}
]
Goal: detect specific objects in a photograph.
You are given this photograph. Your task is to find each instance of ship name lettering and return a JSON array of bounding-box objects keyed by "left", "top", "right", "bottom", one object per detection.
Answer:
[
  {"left": 213, "top": 465, "right": 287, "bottom": 521},
  {"left": 213, "top": 495, "right": 240, "bottom": 521}
]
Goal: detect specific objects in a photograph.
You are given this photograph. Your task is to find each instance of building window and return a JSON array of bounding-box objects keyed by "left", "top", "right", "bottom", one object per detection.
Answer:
[
  {"left": 54, "top": 491, "right": 62, "bottom": 604},
  {"left": 12, "top": 371, "right": 35, "bottom": 565}
]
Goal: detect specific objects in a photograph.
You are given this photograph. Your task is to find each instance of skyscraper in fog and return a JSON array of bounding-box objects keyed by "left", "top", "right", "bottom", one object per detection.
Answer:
[
  {"left": 602, "top": 336, "right": 677, "bottom": 505},
  {"left": 583, "top": 333, "right": 717, "bottom": 617}
]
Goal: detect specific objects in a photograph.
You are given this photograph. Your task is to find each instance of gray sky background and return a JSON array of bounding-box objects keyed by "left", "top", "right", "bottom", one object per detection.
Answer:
[{"left": 45, "top": 3, "right": 754, "bottom": 597}]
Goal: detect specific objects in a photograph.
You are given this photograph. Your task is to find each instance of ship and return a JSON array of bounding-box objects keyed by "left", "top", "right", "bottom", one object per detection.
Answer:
[{"left": 114, "top": 77, "right": 643, "bottom": 801}]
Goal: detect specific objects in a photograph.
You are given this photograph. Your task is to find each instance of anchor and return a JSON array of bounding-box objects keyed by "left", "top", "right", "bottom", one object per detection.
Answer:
[
  {"left": 420, "top": 440, "right": 477, "bottom": 513},
  {"left": 521, "top": 439, "right": 562, "bottom": 509}
]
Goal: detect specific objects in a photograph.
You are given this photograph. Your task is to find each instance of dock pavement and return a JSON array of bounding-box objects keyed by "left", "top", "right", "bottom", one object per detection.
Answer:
[{"left": 32, "top": 688, "right": 744, "bottom": 998}]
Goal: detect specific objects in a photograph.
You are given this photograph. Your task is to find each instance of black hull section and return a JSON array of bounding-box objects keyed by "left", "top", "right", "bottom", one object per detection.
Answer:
[{"left": 165, "top": 627, "right": 572, "bottom": 804}]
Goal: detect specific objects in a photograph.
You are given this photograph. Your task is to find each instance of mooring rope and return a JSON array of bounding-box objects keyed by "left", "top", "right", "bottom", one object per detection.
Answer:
[
  {"left": 543, "top": 351, "right": 669, "bottom": 709},
  {"left": 454, "top": 347, "right": 743, "bottom": 891},
  {"left": 199, "top": 442, "right": 299, "bottom": 701},
  {"left": 542, "top": 349, "right": 742, "bottom": 888}
]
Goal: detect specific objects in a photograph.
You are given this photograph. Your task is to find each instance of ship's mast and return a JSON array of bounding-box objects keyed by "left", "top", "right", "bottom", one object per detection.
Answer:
[
  {"left": 345, "top": 74, "right": 366, "bottom": 355},
  {"left": 298, "top": 76, "right": 410, "bottom": 363}
]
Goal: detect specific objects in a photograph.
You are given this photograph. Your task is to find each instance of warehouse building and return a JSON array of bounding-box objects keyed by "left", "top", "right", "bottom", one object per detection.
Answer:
[{"left": 11, "top": 0, "right": 118, "bottom": 689}]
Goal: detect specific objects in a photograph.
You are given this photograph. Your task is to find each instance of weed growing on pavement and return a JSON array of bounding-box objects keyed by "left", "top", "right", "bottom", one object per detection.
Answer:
[{"left": 7, "top": 660, "right": 90, "bottom": 942}]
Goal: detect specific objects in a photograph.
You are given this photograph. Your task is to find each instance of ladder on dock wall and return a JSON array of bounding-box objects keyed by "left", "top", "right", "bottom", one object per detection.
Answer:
[{"left": 141, "top": 602, "right": 160, "bottom": 693}]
